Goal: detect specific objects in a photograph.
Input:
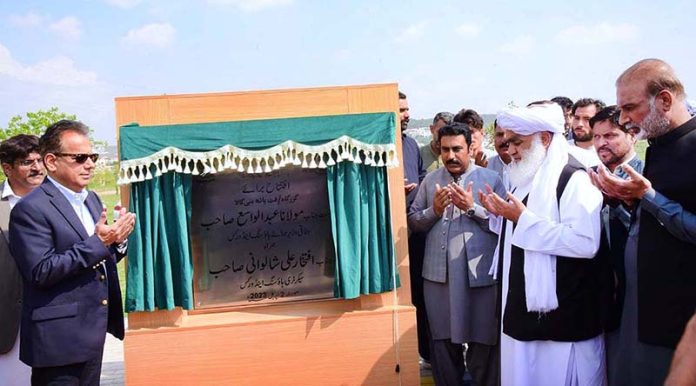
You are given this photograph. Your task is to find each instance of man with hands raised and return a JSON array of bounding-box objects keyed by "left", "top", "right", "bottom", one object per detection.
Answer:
[
  {"left": 589, "top": 59, "right": 696, "bottom": 386},
  {"left": 408, "top": 122, "right": 505, "bottom": 386},
  {"left": 479, "top": 103, "right": 605, "bottom": 386},
  {"left": 9, "top": 120, "right": 135, "bottom": 385}
]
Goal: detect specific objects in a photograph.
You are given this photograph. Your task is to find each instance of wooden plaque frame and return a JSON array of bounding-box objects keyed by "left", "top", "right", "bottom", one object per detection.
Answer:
[{"left": 114, "top": 83, "right": 418, "bottom": 385}]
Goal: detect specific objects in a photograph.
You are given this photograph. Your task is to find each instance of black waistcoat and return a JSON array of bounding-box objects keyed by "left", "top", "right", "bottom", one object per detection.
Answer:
[
  {"left": 637, "top": 116, "right": 696, "bottom": 348},
  {"left": 502, "top": 156, "right": 606, "bottom": 342}
]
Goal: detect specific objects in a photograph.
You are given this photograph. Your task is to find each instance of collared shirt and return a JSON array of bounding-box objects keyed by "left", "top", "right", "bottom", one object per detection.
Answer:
[
  {"left": 1, "top": 181, "right": 22, "bottom": 209},
  {"left": 47, "top": 176, "right": 95, "bottom": 236},
  {"left": 419, "top": 142, "right": 443, "bottom": 173},
  {"left": 567, "top": 140, "right": 601, "bottom": 168}
]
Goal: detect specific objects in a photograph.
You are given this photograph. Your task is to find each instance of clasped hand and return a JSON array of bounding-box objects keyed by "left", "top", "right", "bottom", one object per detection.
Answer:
[
  {"left": 95, "top": 208, "right": 136, "bottom": 246},
  {"left": 434, "top": 181, "right": 475, "bottom": 217},
  {"left": 478, "top": 184, "right": 526, "bottom": 223},
  {"left": 588, "top": 163, "right": 651, "bottom": 206}
]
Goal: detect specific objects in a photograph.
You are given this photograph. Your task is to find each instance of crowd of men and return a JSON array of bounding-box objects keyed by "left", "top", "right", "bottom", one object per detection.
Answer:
[
  {"left": 402, "top": 58, "right": 696, "bottom": 386},
  {"left": 0, "top": 58, "right": 694, "bottom": 386}
]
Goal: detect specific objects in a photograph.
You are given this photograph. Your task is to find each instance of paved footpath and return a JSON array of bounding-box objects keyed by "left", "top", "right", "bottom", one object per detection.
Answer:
[{"left": 100, "top": 320, "right": 125, "bottom": 386}]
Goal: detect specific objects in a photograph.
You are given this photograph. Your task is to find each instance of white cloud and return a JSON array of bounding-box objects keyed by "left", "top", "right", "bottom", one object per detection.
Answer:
[
  {"left": 122, "top": 23, "right": 176, "bottom": 48},
  {"left": 455, "top": 23, "right": 480, "bottom": 38},
  {"left": 206, "top": 0, "right": 294, "bottom": 12},
  {"left": 49, "top": 17, "right": 83, "bottom": 40},
  {"left": 499, "top": 35, "right": 535, "bottom": 54},
  {"left": 0, "top": 43, "right": 97, "bottom": 86},
  {"left": 104, "top": 0, "right": 143, "bottom": 9},
  {"left": 395, "top": 20, "right": 429, "bottom": 43},
  {"left": 556, "top": 22, "right": 638, "bottom": 45},
  {"left": 9, "top": 12, "right": 46, "bottom": 28}
]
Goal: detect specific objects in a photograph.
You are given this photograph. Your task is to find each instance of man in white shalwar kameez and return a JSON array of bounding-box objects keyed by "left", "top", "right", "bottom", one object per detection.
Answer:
[{"left": 480, "top": 103, "right": 606, "bottom": 386}]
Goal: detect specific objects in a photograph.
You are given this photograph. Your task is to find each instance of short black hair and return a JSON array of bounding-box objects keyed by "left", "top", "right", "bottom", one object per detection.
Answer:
[
  {"left": 551, "top": 96, "right": 573, "bottom": 111},
  {"left": 39, "top": 119, "right": 90, "bottom": 156},
  {"left": 0, "top": 134, "right": 40, "bottom": 165},
  {"left": 438, "top": 122, "right": 472, "bottom": 147},
  {"left": 589, "top": 105, "right": 629, "bottom": 132},
  {"left": 571, "top": 98, "right": 606, "bottom": 115},
  {"left": 453, "top": 108, "right": 483, "bottom": 130}
]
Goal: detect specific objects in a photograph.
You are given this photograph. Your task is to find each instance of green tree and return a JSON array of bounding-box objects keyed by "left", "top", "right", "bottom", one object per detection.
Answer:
[
  {"left": 0, "top": 107, "right": 107, "bottom": 149},
  {"left": 0, "top": 107, "right": 76, "bottom": 140}
]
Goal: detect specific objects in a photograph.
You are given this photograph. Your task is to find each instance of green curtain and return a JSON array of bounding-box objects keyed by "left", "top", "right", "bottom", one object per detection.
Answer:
[
  {"left": 120, "top": 112, "right": 395, "bottom": 161},
  {"left": 123, "top": 112, "right": 399, "bottom": 310},
  {"left": 126, "top": 172, "right": 194, "bottom": 312},
  {"left": 328, "top": 162, "right": 398, "bottom": 299}
]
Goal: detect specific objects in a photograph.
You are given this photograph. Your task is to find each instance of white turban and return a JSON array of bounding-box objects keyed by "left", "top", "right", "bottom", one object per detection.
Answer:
[{"left": 496, "top": 103, "right": 565, "bottom": 135}]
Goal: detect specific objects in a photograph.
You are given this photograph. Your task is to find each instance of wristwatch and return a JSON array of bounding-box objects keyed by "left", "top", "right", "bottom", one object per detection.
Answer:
[{"left": 465, "top": 204, "right": 476, "bottom": 217}]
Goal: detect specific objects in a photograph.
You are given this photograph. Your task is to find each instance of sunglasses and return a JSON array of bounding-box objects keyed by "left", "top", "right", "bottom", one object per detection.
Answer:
[{"left": 55, "top": 153, "right": 100, "bottom": 164}]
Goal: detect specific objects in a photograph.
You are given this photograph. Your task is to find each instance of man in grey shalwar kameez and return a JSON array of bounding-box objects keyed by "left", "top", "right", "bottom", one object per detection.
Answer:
[{"left": 409, "top": 123, "right": 506, "bottom": 386}]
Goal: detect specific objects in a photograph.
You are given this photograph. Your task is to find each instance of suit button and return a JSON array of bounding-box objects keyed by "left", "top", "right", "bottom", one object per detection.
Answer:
[
  {"left": 441, "top": 245, "right": 445, "bottom": 250},
  {"left": 102, "top": 299, "right": 108, "bottom": 306},
  {"left": 100, "top": 275, "right": 106, "bottom": 281}
]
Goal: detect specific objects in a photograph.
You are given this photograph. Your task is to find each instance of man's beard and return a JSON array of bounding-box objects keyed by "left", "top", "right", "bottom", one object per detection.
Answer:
[
  {"left": 508, "top": 134, "right": 546, "bottom": 188},
  {"left": 631, "top": 97, "right": 671, "bottom": 140},
  {"left": 573, "top": 128, "right": 592, "bottom": 142}
]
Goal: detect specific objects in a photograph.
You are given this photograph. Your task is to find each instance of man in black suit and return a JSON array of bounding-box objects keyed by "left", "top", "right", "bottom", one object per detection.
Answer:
[
  {"left": 0, "top": 134, "right": 45, "bottom": 385},
  {"left": 10, "top": 120, "right": 135, "bottom": 385}
]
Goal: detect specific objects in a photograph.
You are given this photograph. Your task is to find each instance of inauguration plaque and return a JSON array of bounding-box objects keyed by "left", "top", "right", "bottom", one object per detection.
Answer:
[{"left": 191, "top": 167, "right": 336, "bottom": 308}]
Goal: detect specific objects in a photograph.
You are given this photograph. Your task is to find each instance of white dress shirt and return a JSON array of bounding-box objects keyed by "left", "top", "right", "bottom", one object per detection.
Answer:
[{"left": 47, "top": 176, "right": 95, "bottom": 236}]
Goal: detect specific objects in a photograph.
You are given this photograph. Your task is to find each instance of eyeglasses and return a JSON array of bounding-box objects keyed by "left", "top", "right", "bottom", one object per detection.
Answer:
[
  {"left": 17, "top": 158, "right": 43, "bottom": 167},
  {"left": 54, "top": 153, "right": 100, "bottom": 164}
]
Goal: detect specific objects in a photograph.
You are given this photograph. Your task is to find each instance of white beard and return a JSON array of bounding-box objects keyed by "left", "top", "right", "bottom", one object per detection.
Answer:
[
  {"left": 630, "top": 97, "right": 671, "bottom": 140},
  {"left": 508, "top": 134, "right": 547, "bottom": 188}
]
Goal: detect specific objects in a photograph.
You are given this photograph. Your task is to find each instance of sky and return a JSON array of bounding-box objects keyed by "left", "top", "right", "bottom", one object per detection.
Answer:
[{"left": 1, "top": 0, "right": 695, "bottom": 145}]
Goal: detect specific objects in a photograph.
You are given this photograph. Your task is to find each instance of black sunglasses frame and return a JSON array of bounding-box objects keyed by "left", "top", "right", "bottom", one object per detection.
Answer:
[{"left": 54, "top": 153, "right": 100, "bottom": 164}]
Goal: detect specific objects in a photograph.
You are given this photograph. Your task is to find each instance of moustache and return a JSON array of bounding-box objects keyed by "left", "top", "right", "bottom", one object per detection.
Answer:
[
  {"left": 28, "top": 171, "right": 44, "bottom": 177},
  {"left": 445, "top": 160, "right": 461, "bottom": 165}
]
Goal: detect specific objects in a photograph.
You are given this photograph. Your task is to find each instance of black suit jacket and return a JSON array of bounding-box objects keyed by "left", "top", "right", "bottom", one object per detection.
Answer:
[
  {"left": 9, "top": 180, "right": 124, "bottom": 367},
  {"left": 0, "top": 186, "right": 22, "bottom": 354}
]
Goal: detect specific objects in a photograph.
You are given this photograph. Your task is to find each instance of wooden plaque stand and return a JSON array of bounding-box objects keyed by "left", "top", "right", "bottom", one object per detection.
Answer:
[{"left": 114, "top": 83, "right": 418, "bottom": 385}]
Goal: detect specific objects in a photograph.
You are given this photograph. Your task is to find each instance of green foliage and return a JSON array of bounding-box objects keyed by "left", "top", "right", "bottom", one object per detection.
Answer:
[
  {"left": 635, "top": 140, "right": 648, "bottom": 161},
  {"left": 0, "top": 107, "right": 76, "bottom": 140},
  {"left": 0, "top": 107, "right": 107, "bottom": 150}
]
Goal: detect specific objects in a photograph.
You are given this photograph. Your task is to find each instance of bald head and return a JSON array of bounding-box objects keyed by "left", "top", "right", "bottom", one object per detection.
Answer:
[{"left": 616, "top": 58, "right": 686, "bottom": 100}]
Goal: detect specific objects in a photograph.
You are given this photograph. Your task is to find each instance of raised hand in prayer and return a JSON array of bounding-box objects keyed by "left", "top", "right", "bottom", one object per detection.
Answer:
[
  {"left": 450, "top": 181, "right": 474, "bottom": 212},
  {"left": 433, "top": 183, "right": 452, "bottom": 217},
  {"left": 588, "top": 163, "right": 651, "bottom": 206},
  {"left": 479, "top": 184, "right": 525, "bottom": 222},
  {"left": 478, "top": 184, "right": 499, "bottom": 216},
  {"left": 474, "top": 150, "right": 488, "bottom": 168}
]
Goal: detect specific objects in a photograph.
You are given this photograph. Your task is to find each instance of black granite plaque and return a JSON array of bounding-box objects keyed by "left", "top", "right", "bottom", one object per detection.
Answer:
[{"left": 191, "top": 167, "right": 336, "bottom": 308}]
